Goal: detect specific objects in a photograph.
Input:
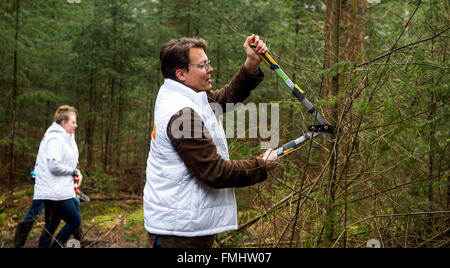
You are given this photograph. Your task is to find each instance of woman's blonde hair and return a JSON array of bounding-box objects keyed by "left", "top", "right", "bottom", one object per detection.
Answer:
[{"left": 54, "top": 105, "right": 78, "bottom": 124}]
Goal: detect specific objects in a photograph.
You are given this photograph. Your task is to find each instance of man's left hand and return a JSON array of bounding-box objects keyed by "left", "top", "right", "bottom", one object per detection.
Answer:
[{"left": 243, "top": 34, "right": 268, "bottom": 73}]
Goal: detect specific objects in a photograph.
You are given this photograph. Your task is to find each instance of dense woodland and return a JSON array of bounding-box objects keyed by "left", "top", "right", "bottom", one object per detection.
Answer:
[{"left": 0, "top": 0, "right": 449, "bottom": 248}]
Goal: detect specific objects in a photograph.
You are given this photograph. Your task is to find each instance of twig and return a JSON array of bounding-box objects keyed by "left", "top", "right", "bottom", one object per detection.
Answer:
[
  {"left": 391, "top": 0, "right": 422, "bottom": 52},
  {"left": 332, "top": 211, "right": 450, "bottom": 247},
  {"left": 88, "top": 222, "right": 119, "bottom": 248},
  {"left": 342, "top": 177, "right": 431, "bottom": 205},
  {"left": 415, "top": 227, "right": 450, "bottom": 248},
  {"left": 342, "top": 102, "right": 447, "bottom": 136},
  {"left": 357, "top": 26, "right": 449, "bottom": 67}
]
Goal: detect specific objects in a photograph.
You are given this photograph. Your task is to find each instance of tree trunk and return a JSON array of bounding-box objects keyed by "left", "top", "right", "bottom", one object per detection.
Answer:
[
  {"left": 321, "top": 0, "right": 367, "bottom": 247},
  {"left": 186, "top": 0, "right": 192, "bottom": 37},
  {"left": 8, "top": 0, "right": 20, "bottom": 197},
  {"left": 104, "top": 4, "right": 118, "bottom": 172},
  {"left": 215, "top": 23, "right": 221, "bottom": 87},
  {"left": 289, "top": 0, "right": 305, "bottom": 248},
  {"left": 321, "top": 0, "right": 341, "bottom": 247},
  {"left": 86, "top": 51, "right": 96, "bottom": 172},
  {"left": 115, "top": 78, "right": 123, "bottom": 170}
]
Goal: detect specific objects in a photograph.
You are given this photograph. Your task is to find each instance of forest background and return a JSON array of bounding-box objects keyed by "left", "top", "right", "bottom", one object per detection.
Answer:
[{"left": 0, "top": 0, "right": 448, "bottom": 248}]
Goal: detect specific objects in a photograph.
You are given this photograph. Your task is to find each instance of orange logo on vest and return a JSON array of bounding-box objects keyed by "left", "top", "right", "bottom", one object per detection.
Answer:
[{"left": 152, "top": 125, "right": 156, "bottom": 141}]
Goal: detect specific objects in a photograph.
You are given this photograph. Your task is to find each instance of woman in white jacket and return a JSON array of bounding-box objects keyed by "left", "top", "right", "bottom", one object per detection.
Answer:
[{"left": 34, "top": 105, "right": 83, "bottom": 248}]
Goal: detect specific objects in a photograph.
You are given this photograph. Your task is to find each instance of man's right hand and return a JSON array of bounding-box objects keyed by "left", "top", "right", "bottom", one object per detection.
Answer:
[{"left": 258, "top": 149, "right": 279, "bottom": 170}]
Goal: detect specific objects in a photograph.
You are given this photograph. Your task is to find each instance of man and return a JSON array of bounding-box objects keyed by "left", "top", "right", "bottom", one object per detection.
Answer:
[{"left": 144, "top": 35, "right": 278, "bottom": 248}]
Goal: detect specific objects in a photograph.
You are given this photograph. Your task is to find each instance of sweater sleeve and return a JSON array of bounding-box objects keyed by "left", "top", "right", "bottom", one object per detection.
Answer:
[
  {"left": 46, "top": 138, "right": 75, "bottom": 176},
  {"left": 167, "top": 108, "right": 268, "bottom": 189},
  {"left": 206, "top": 65, "right": 264, "bottom": 111},
  {"left": 47, "top": 159, "right": 75, "bottom": 176}
]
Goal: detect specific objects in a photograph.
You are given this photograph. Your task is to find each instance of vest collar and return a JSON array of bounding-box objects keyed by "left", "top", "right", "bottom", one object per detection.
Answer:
[{"left": 163, "top": 79, "right": 208, "bottom": 105}]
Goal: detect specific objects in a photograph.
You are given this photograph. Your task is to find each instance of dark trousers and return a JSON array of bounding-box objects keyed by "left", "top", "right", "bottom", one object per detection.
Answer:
[
  {"left": 39, "top": 198, "right": 81, "bottom": 248},
  {"left": 22, "top": 199, "right": 45, "bottom": 224},
  {"left": 148, "top": 233, "right": 216, "bottom": 248}
]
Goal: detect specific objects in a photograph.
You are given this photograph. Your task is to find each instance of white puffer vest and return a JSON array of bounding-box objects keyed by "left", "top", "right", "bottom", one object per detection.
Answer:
[{"left": 143, "top": 79, "right": 237, "bottom": 237}]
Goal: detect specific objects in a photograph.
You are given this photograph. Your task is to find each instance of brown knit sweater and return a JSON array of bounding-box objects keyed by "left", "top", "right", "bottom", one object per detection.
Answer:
[{"left": 166, "top": 65, "right": 268, "bottom": 189}]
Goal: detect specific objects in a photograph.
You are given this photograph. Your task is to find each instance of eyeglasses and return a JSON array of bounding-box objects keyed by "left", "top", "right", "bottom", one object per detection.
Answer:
[{"left": 189, "top": 59, "right": 211, "bottom": 71}]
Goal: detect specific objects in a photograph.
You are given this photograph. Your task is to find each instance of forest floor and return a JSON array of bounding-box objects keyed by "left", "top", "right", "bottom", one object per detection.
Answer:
[
  {"left": 0, "top": 185, "right": 148, "bottom": 248},
  {"left": 0, "top": 178, "right": 277, "bottom": 248}
]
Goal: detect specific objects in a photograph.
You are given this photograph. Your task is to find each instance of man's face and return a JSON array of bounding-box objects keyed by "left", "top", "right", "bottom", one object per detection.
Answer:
[{"left": 182, "top": 47, "right": 213, "bottom": 91}]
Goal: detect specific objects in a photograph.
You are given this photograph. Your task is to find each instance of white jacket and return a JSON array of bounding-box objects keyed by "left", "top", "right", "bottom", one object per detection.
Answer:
[
  {"left": 143, "top": 79, "right": 237, "bottom": 237},
  {"left": 33, "top": 122, "right": 79, "bottom": 201}
]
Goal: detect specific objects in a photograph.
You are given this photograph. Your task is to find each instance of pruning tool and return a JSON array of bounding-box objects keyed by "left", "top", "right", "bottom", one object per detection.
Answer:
[
  {"left": 250, "top": 44, "right": 336, "bottom": 156},
  {"left": 74, "top": 175, "right": 90, "bottom": 202}
]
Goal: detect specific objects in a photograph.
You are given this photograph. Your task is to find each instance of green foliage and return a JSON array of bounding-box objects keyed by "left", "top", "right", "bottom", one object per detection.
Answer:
[
  {"left": 85, "top": 168, "right": 120, "bottom": 195},
  {"left": 0, "top": 213, "right": 8, "bottom": 228},
  {"left": 0, "top": 0, "right": 448, "bottom": 248}
]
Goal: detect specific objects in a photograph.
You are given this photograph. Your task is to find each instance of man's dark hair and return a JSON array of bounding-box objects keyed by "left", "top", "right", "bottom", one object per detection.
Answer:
[{"left": 160, "top": 37, "right": 208, "bottom": 80}]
